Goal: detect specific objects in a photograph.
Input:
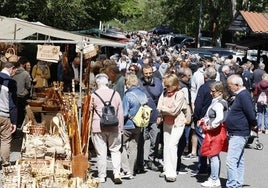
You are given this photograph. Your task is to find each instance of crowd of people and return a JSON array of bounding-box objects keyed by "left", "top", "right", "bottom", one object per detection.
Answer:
[
  {"left": 0, "top": 32, "right": 267, "bottom": 188},
  {"left": 86, "top": 33, "right": 266, "bottom": 187},
  {"left": 84, "top": 33, "right": 266, "bottom": 187}
]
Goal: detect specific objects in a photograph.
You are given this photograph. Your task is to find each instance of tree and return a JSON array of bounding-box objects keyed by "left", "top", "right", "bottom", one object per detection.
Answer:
[{"left": 0, "top": 0, "right": 267, "bottom": 39}]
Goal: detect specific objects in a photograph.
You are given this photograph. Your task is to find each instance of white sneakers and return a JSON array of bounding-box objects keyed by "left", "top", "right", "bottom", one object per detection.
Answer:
[
  {"left": 94, "top": 177, "right": 106, "bottom": 183},
  {"left": 120, "top": 171, "right": 134, "bottom": 179},
  {"left": 201, "top": 178, "right": 221, "bottom": 187}
]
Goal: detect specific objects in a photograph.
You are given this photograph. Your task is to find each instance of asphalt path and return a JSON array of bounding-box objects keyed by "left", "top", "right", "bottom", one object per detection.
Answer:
[
  {"left": 1, "top": 133, "right": 268, "bottom": 188},
  {"left": 93, "top": 134, "right": 268, "bottom": 188}
]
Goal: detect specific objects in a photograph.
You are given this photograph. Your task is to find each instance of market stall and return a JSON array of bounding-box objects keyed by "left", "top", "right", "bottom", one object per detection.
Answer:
[
  {"left": 0, "top": 15, "right": 126, "bottom": 188},
  {"left": 2, "top": 86, "right": 96, "bottom": 188}
]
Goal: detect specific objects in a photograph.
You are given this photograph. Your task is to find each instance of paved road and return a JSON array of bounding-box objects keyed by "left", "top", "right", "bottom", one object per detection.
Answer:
[
  {"left": 1, "top": 133, "right": 268, "bottom": 188},
  {"left": 93, "top": 134, "right": 268, "bottom": 188}
]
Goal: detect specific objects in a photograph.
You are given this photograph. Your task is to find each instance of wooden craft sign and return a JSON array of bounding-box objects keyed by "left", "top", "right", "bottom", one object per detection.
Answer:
[
  {"left": 76, "top": 43, "right": 98, "bottom": 59},
  {"left": 37, "top": 45, "right": 60, "bottom": 62}
]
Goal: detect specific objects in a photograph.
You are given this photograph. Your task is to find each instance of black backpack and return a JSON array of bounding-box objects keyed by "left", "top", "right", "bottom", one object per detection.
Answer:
[{"left": 94, "top": 90, "right": 119, "bottom": 127}]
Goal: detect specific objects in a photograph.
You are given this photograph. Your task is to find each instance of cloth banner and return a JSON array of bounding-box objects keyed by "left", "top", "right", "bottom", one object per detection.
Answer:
[
  {"left": 76, "top": 43, "right": 98, "bottom": 59},
  {"left": 36, "top": 45, "right": 60, "bottom": 62}
]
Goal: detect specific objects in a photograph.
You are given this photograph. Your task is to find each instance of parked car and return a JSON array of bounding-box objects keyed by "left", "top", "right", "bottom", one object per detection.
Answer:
[
  {"left": 160, "top": 34, "right": 193, "bottom": 46},
  {"left": 175, "top": 37, "right": 221, "bottom": 49},
  {"left": 149, "top": 25, "right": 173, "bottom": 35},
  {"left": 188, "top": 47, "right": 236, "bottom": 58}
]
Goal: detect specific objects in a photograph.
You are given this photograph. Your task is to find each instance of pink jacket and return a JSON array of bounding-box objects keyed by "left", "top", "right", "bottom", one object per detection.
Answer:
[
  {"left": 157, "top": 90, "right": 187, "bottom": 127},
  {"left": 91, "top": 87, "right": 124, "bottom": 133}
]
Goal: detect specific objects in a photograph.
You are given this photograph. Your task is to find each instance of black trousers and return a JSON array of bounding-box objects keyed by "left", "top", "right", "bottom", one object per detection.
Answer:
[{"left": 17, "top": 96, "right": 28, "bottom": 128}]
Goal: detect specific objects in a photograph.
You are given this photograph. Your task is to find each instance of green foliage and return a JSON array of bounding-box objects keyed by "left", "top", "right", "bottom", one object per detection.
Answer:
[{"left": 0, "top": 0, "right": 267, "bottom": 40}]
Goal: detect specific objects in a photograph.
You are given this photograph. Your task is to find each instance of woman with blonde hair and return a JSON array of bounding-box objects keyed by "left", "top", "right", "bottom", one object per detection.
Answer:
[
  {"left": 32, "top": 60, "right": 51, "bottom": 88},
  {"left": 121, "top": 73, "right": 148, "bottom": 179},
  {"left": 157, "top": 73, "right": 188, "bottom": 182}
]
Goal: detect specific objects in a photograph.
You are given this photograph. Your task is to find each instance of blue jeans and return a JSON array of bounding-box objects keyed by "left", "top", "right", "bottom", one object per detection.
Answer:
[
  {"left": 184, "top": 125, "right": 191, "bottom": 146},
  {"left": 257, "top": 104, "right": 268, "bottom": 130},
  {"left": 195, "top": 125, "right": 208, "bottom": 172},
  {"left": 226, "top": 135, "right": 249, "bottom": 188},
  {"left": 210, "top": 155, "right": 220, "bottom": 181}
]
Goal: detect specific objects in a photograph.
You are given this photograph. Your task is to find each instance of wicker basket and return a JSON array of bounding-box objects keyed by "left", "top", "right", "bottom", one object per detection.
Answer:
[
  {"left": 42, "top": 105, "right": 60, "bottom": 111},
  {"left": 27, "top": 100, "right": 44, "bottom": 107},
  {"left": 35, "top": 93, "right": 47, "bottom": 98},
  {"left": 29, "top": 125, "right": 47, "bottom": 135}
]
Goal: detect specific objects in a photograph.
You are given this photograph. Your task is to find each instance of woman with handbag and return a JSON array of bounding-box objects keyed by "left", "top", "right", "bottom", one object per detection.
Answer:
[
  {"left": 121, "top": 73, "right": 148, "bottom": 179},
  {"left": 199, "top": 81, "right": 229, "bottom": 187},
  {"left": 156, "top": 73, "right": 188, "bottom": 182}
]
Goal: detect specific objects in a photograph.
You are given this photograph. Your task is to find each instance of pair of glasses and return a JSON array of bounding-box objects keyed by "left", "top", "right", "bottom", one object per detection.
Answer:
[
  {"left": 210, "top": 90, "right": 217, "bottom": 93},
  {"left": 129, "top": 69, "right": 135, "bottom": 72}
]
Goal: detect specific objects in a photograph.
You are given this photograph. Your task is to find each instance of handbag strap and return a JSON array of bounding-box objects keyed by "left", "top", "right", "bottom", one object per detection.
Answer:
[
  {"left": 129, "top": 91, "right": 146, "bottom": 105},
  {"left": 6, "top": 48, "right": 15, "bottom": 54}
]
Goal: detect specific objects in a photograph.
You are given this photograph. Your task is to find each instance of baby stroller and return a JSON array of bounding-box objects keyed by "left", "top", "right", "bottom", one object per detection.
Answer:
[{"left": 246, "top": 130, "right": 264, "bottom": 150}]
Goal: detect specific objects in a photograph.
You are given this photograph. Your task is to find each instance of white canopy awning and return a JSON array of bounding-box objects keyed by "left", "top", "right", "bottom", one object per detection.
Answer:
[{"left": 0, "top": 16, "right": 126, "bottom": 47}]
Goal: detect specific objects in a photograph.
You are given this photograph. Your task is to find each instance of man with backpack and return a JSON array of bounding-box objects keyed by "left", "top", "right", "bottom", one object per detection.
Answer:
[{"left": 91, "top": 73, "right": 124, "bottom": 184}]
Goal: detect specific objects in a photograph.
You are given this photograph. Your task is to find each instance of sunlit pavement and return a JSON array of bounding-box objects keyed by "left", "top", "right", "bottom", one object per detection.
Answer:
[{"left": 1, "top": 134, "right": 268, "bottom": 188}]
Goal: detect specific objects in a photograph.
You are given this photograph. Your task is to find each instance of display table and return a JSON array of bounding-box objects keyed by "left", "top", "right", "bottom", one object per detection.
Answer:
[
  {"left": 1, "top": 111, "right": 98, "bottom": 188},
  {"left": 29, "top": 106, "right": 60, "bottom": 132}
]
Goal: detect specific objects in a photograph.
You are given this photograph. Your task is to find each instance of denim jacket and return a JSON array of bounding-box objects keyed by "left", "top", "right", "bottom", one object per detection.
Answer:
[{"left": 123, "top": 86, "right": 148, "bottom": 129}]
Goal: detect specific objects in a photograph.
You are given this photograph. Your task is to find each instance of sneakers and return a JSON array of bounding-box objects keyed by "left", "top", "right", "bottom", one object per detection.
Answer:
[
  {"left": 182, "top": 153, "right": 197, "bottom": 160},
  {"left": 201, "top": 178, "right": 221, "bottom": 187},
  {"left": 165, "top": 176, "right": 176, "bottom": 182},
  {"left": 177, "top": 168, "right": 188, "bottom": 175},
  {"left": 265, "top": 130, "right": 268, "bottom": 134},
  {"left": 94, "top": 177, "right": 106, "bottom": 183},
  {"left": 120, "top": 172, "right": 134, "bottom": 179},
  {"left": 134, "top": 168, "right": 147, "bottom": 175},
  {"left": 114, "top": 175, "right": 122, "bottom": 184},
  {"left": 159, "top": 172, "right": 165, "bottom": 178},
  {"left": 191, "top": 170, "right": 208, "bottom": 176},
  {"left": 147, "top": 161, "right": 161, "bottom": 171}
]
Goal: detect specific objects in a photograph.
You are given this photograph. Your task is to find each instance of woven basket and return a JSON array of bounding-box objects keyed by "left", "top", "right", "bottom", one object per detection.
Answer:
[
  {"left": 27, "top": 100, "right": 44, "bottom": 107},
  {"left": 5, "top": 47, "right": 15, "bottom": 58},
  {"left": 42, "top": 105, "right": 60, "bottom": 111},
  {"left": 35, "top": 92, "right": 46, "bottom": 98},
  {"left": 8, "top": 54, "right": 18, "bottom": 63},
  {"left": 29, "top": 125, "right": 46, "bottom": 135}
]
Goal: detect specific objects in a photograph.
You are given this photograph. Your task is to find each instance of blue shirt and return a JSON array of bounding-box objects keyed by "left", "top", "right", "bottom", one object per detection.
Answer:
[{"left": 193, "top": 79, "right": 215, "bottom": 122}]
